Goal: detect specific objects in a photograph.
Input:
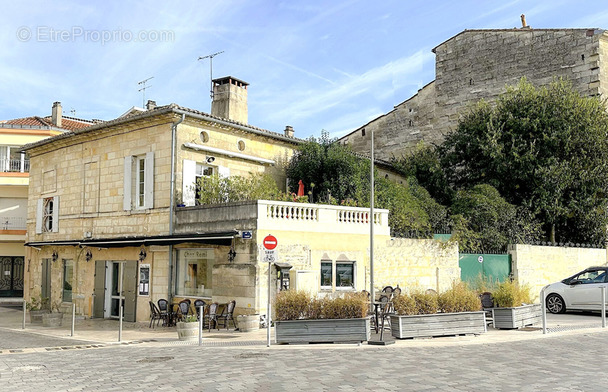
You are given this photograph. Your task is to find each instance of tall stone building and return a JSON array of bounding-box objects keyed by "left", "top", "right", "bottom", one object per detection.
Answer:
[{"left": 340, "top": 26, "right": 608, "bottom": 160}]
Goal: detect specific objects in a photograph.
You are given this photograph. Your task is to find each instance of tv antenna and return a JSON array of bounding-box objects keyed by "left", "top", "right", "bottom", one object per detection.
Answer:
[
  {"left": 198, "top": 51, "right": 224, "bottom": 101},
  {"left": 70, "top": 108, "right": 76, "bottom": 116},
  {"left": 137, "top": 76, "right": 154, "bottom": 107}
]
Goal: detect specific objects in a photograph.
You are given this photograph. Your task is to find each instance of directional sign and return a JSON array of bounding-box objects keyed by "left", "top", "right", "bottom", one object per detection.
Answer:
[
  {"left": 241, "top": 231, "right": 252, "bottom": 239},
  {"left": 263, "top": 235, "right": 278, "bottom": 250}
]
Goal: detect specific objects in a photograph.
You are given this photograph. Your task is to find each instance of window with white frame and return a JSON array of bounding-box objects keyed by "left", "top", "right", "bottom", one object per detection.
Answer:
[
  {"left": 0, "top": 145, "right": 28, "bottom": 173},
  {"left": 36, "top": 196, "right": 59, "bottom": 233},
  {"left": 123, "top": 152, "right": 154, "bottom": 210},
  {"left": 182, "top": 159, "right": 224, "bottom": 207},
  {"left": 320, "top": 261, "right": 332, "bottom": 289},
  {"left": 336, "top": 262, "right": 355, "bottom": 289}
]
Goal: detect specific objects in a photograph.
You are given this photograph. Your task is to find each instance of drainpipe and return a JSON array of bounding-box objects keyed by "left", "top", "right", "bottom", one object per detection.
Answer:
[{"left": 168, "top": 114, "right": 185, "bottom": 302}]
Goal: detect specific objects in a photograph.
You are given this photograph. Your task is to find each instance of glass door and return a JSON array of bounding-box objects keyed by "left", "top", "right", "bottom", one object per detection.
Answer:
[{"left": 105, "top": 261, "right": 124, "bottom": 319}]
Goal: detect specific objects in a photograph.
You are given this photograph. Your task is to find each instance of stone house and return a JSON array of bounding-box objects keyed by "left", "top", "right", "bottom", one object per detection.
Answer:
[
  {"left": 0, "top": 103, "right": 94, "bottom": 298},
  {"left": 22, "top": 77, "right": 457, "bottom": 322},
  {"left": 340, "top": 26, "right": 608, "bottom": 160}
]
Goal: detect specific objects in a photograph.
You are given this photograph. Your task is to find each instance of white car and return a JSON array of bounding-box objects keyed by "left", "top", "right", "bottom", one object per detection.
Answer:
[{"left": 544, "top": 267, "right": 608, "bottom": 314}]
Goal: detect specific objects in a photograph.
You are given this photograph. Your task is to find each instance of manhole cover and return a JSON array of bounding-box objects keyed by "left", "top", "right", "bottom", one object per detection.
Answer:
[
  {"left": 137, "top": 356, "right": 174, "bottom": 363},
  {"left": 234, "top": 353, "right": 269, "bottom": 359}
]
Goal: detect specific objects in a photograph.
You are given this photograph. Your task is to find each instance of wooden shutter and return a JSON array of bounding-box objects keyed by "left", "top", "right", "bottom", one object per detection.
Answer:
[
  {"left": 51, "top": 196, "right": 59, "bottom": 232},
  {"left": 35, "top": 198, "right": 43, "bottom": 233},
  {"left": 182, "top": 159, "right": 196, "bottom": 207},
  {"left": 123, "top": 156, "right": 132, "bottom": 210},
  {"left": 144, "top": 151, "right": 154, "bottom": 209},
  {"left": 218, "top": 166, "right": 230, "bottom": 178}
]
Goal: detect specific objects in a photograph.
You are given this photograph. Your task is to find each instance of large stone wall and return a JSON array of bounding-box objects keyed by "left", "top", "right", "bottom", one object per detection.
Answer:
[
  {"left": 510, "top": 244, "right": 608, "bottom": 302},
  {"left": 341, "top": 28, "right": 608, "bottom": 160}
]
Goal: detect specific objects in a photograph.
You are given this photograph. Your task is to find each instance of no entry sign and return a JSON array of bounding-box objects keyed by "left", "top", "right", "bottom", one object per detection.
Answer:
[{"left": 263, "top": 234, "right": 278, "bottom": 250}]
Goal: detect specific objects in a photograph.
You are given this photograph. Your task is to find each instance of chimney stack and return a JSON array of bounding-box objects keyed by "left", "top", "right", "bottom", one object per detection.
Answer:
[
  {"left": 211, "top": 76, "right": 249, "bottom": 123},
  {"left": 51, "top": 101, "right": 62, "bottom": 127},
  {"left": 146, "top": 100, "right": 157, "bottom": 110},
  {"left": 284, "top": 126, "right": 294, "bottom": 138},
  {"left": 520, "top": 14, "right": 530, "bottom": 29}
]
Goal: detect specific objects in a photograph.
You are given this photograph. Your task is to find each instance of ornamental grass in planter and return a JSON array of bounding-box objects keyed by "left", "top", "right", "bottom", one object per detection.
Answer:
[
  {"left": 391, "top": 282, "right": 486, "bottom": 339},
  {"left": 274, "top": 291, "right": 370, "bottom": 344},
  {"left": 491, "top": 280, "right": 541, "bottom": 329}
]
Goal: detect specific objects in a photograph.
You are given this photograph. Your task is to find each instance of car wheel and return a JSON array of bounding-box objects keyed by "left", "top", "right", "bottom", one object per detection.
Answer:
[{"left": 546, "top": 293, "right": 566, "bottom": 314}]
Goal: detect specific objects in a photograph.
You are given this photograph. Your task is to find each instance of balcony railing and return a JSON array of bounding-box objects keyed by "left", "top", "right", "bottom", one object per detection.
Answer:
[
  {"left": 0, "top": 216, "right": 27, "bottom": 230},
  {"left": 0, "top": 159, "right": 30, "bottom": 173}
]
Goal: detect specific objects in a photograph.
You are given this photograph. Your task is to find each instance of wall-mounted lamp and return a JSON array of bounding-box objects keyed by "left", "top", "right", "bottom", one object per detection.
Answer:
[
  {"left": 51, "top": 251, "right": 58, "bottom": 263},
  {"left": 139, "top": 248, "right": 147, "bottom": 262},
  {"left": 227, "top": 247, "right": 236, "bottom": 262},
  {"left": 206, "top": 156, "right": 216, "bottom": 164},
  {"left": 85, "top": 249, "right": 93, "bottom": 262}
]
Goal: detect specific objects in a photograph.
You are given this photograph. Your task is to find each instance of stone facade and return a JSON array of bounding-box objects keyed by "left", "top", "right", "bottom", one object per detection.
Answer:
[{"left": 341, "top": 28, "right": 608, "bottom": 160}]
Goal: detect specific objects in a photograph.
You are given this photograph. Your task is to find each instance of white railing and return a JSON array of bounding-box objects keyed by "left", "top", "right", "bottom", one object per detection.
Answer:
[
  {"left": 266, "top": 204, "right": 319, "bottom": 221},
  {"left": 1, "top": 216, "right": 27, "bottom": 230},
  {"left": 0, "top": 159, "right": 29, "bottom": 173}
]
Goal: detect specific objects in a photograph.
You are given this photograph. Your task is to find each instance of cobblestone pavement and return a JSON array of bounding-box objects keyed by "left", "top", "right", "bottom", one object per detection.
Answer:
[
  {"left": 0, "top": 327, "right": 93, "bottom": 351},
  {"left": 1, "top": 329, "right": 607, "bottom": 391}
]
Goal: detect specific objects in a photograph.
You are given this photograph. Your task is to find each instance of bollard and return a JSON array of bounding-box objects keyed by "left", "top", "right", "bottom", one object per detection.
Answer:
[
  {"left": 541, "top": 287, "right": 547, "bottom": 335},
  {"left": 602, "top": 286, "right": 606, "bottom": 328},
  {"left": 71, "top": 303, "right": 75, "bottom": 337},
  {"left": 198, "top": 305, "right": 203, "bottom": 346},
  {"left": 22, "top": 300, "right": 26, "bottom": 330},
  {"left": 119, "top": 304, "right": 123, "bottom": 342}
]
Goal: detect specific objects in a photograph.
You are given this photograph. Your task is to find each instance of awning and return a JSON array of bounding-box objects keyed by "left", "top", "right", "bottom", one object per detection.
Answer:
[{"left": 25, "top": 231, "right": 238, "bottom": 248}]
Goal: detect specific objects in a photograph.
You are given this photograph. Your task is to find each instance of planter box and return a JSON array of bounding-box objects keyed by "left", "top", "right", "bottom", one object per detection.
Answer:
[
  {"left": 275, "top": 317, "right": 370, "bottom": 344},
  {"left": 492, "top": 303, "right": 541, "bottom": 329},
  {"left": 176, "top": 321, "right": 199, "bottom": 341},
  {"left": 390, "top": 311, "right": 487, "bottom": 339},
  {"left": 42, "top": 312, "right": 63, "bottom": 327},
  {"left": 30, "top": 310, "right": 50, "bottom": 324}
]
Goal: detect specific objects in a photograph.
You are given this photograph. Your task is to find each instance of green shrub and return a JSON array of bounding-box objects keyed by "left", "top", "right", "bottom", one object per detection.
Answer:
[
  {"left": 438, "top": 282, "right": 482, "bottom": 313},
  {"left": 492, "top": 280, "right": 531, "bottom": 308},
  {"left": 411, "top": 291, "right": 439, "bottom": 314},
  {"left": 393, "top": 293, "right": 417, "bottom": 315}
]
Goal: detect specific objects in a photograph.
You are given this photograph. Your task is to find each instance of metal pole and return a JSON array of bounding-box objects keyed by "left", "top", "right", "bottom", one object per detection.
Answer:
[
  {"left": 602, "top": 286, "right": 606, "bottom": 328},
  {"left": 267, "top": 261, "right": 271, "bottom": 347},
  {"left": 22, "top": 300, "right": 26, "bottom": 329},
  {"left": 198, "top": 305, "right": 203, "bottom": 346},
  {"left": 541, "top": 287, "right": 547, "bottom": 335},
  {"left": 71, "top": 303, "right": 75, "bottom": 337},
  {"left": 119, "top": 262, "right": 124, "bottom": 342},
  {"left": 370, "top": 128, "right": 375, "bottom": 304}
]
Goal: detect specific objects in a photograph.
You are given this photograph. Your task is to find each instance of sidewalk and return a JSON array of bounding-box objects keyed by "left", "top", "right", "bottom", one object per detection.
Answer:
[{"left": 1, "top": 304, "right": 607, "bottom": 350}]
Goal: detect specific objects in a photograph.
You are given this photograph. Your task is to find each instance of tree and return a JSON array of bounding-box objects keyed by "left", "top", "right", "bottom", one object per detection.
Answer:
[{"left": 441, "top": 78, "right": 608, "bottom": 244}]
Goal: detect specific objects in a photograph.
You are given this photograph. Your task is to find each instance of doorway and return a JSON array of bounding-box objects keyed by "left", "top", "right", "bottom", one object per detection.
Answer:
[
  {"left": 93, "top": 260, "right": 137, "bottom": 322},
  {"left": 0, "top": 256, "right": 24, "bottom": 297}
]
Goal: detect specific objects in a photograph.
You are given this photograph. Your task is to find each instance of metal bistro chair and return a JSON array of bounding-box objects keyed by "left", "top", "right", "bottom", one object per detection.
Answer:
[
  {"left": 204, "top": 302, "right": 220, "bottom": 331},
  {"left": 157, "top": 299, "right": 171, "bottom": 326},
  {"left": 378, "top": 295, "right": 392, "bottom": 331},
  {"left": 176, "top": 300, "right": 191, "bottom": 322},
  {"left": 194, "top": 299, "right": 207, "bottom": 320},
  {"left": 216, "top": 300, "right": 237, "bottom": 330},
  {"left": 148, "top": 301, "right": 163, "bottom": 328}
]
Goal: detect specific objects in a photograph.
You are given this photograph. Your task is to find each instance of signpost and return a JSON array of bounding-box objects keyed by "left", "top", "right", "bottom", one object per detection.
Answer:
[{"left": 263, "top": 234, "right": 277, "bottom": 347}]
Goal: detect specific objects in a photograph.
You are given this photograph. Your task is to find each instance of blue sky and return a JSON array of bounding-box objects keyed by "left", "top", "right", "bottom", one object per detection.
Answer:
[{"left": 1, "top": 1, "right": 606, "bottom": 139}]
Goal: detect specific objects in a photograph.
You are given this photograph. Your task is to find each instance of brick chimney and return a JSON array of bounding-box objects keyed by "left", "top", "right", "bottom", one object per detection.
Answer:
[
  {"left": 211, "top": 76, "right": 248, "bottom": 123},
  {"left": 146, "top": 100, "right": 157, "bottom": 110},
  {"left": 284, "top": 126, "right": 294, "bottom": 137},
  {"left": 51, "top": 101, "right": 62, "bottom": 127}
]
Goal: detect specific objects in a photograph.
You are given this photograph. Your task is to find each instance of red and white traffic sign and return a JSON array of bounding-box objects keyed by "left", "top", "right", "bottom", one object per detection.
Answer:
[{"left": 263, "top": 234, "right": 277, "bottom": 250}]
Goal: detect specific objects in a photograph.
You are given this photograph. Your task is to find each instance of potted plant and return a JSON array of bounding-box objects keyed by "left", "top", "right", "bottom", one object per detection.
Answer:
[
  {"left": 27, "top": 295, "right": 50, "bottom": 324},
  {"left": 274, "top": 291, "right": 370, "bottom": 344},
  {"left": 491, "top": 280, "right": 541, "bottom": 329},
  {"left": 176, "top": 314, "right": 199, "bottom": 341},
  {"left": 42, "top": 301, "right": 64, "bottom": 327},
  {"left": 390, "top": 282, "right": 486, "bottom": 339}
]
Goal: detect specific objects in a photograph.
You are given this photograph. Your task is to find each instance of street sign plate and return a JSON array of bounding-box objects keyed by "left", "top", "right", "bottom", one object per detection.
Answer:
[
  {"left": 263, "top": 249, "right": 276, "bottom": 263},
  {"left": 241, "top": 231, "right": 252, "bottom": 239},
  {"left": 263, "top": 235, "right": 278, "bottom": 250}
]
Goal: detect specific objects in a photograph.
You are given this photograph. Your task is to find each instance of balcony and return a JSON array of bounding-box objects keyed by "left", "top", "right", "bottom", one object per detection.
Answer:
[
  {"left": 0, "top": 216, "right": 27, "bottom": 231},
  {"left": 0, "top": 159, "right": 30, "bottom": 173},
  {"left": 175, "top": 200, "right": 390, "bottom": 236}
]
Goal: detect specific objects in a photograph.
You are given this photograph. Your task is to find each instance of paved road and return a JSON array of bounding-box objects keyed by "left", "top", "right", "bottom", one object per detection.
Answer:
[{"left": 1, "top": 330, "right": 607, "bottom": 391}]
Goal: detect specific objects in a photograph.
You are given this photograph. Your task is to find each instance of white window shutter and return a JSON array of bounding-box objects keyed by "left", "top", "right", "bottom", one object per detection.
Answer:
[
  {"left": 52, "top": 196, "right": 59, "bottom": 232},
  {"left": 35, "top": 199, "right": 43, "bottom": 234},
  {"left": 144, "top": 151, "right": 154, "bottom": 209},
  {"left": 182, "top": 159, "right": 196, "bottom": 207},
  {"left": 123, "top": 156, "right": 132, "bottom": 210},
  {"left": 218, "top": 166, "right": 230, "bottom": 178}
]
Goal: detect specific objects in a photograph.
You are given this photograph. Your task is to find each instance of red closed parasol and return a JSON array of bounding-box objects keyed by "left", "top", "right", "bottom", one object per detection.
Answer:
[{"left": 297, "top": 180, "right": 305, "bottom": 196}]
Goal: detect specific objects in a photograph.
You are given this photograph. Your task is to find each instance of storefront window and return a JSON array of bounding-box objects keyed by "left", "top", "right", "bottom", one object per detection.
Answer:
[
  {"left": 62, "top": 259, "right": 73, "bottom": 302},
  {"left": 176, "top": 249, "right": 214, "bottom": 297}
]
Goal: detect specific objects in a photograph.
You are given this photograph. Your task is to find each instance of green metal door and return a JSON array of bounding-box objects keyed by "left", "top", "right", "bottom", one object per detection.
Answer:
[{"left": 459, "top": 253, "right": 511, "bottom": 287}]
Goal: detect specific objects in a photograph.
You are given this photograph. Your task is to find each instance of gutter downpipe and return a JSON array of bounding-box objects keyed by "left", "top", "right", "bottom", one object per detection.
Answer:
[{"left": 168, "top": 113, "right": 185, "bottom": 303}]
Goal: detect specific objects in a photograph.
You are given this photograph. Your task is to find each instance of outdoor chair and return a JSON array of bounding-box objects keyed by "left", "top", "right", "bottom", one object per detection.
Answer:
[
  {"left": 194, "top": 299, "right": 207, "bottom": 320},
  {"left": 480, "top": 292, "right": 494, "bottom": 324},
  {"left": 378, "top": 295, "right": 392, "bottom": 330},
  {"left": 176, "top": 300, "right": 191, "bottom": 322},
  {"left": 204, "top": 302, "right": 220, "bottom": 331},
  {"left": 148, "top": 301, "right": 163, "bottom": 328},
  {"left": 157, "top": 299, "right": 171, "bottom": 326},
  {"left": 392, "top": 286, "right": 402, "bottom": 297},
  {"left": 216, "top": 300, "right": 237, "bottom": 330}
]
